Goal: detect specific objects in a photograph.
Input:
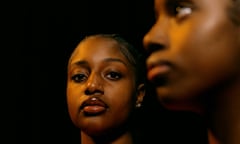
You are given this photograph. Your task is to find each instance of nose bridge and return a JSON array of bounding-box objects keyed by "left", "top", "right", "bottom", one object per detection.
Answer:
[
  {"left": 87, "top": 72, "right": 100, "bottom": 87},
  {"left": 143, "top": 16, "right": 169, "bottom": 49},
  {"left": 85, "top": 71, "right": 103, "bottom": 93}
]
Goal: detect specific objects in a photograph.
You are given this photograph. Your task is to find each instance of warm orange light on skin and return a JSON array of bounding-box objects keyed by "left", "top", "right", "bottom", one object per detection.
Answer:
[
  {"left": 66, "top": 34, "right": 146, "bottom": 144},
  {"left": 143, "top": 0, "right": 240, "bottom": 144}
]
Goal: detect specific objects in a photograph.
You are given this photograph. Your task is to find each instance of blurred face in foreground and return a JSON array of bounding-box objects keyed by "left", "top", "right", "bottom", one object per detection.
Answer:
[{"left": 143, "top": 0, "right": 240, "bottom": 112}]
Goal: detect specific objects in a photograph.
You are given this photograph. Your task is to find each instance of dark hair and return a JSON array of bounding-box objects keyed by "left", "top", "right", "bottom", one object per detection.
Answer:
[{"left": 81, "top": 34, "right": 146, "bottom": 85}]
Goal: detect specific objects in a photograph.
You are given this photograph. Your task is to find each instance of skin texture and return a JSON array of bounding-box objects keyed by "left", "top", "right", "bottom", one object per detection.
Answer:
[
  {"left": 143, "top": 0, "right": 240, "bottom": 143},
  {"left": 67, "top": 34, "right": 145, "bottom": 144}
]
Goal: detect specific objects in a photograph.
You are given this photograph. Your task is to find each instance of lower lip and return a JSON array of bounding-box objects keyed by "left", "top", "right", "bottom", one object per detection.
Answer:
[
  {"left": 147, "top": 65, "right": 170, "bottom": 81},
  {"left": 83, "top": 106, "right": 106, "bottom": 114}
]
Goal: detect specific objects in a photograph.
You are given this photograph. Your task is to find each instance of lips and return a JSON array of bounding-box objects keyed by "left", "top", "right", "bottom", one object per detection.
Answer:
[
  {"left": 80, "top": 97, "right": 108, "bottom": 115},
  {"left": 147, "top": 62, "right": 171, "bottom": 81}
]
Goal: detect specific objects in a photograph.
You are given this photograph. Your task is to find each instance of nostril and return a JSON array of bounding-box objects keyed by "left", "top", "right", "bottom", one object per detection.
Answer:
[
  {"left": 85, "top": 89, "right": 104, "bottom": 95},
  {"left": 85, "top": 89, "right": 91, "bottom": 95}
]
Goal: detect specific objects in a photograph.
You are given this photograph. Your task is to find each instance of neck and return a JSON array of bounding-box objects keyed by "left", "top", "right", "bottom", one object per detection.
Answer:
[{"left": 206, "top": 76, "right": 240, "bottom": 144}]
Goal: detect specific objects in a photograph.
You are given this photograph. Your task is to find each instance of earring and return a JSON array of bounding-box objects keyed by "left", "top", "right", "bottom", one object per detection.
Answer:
[{"left": 136, "top": 103, "right": 141, "bottom": 108}]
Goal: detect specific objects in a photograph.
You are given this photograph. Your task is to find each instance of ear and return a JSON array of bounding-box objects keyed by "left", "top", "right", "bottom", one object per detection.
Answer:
[{"left": 135, "top": 83, "right": 145, "bottom": 108}]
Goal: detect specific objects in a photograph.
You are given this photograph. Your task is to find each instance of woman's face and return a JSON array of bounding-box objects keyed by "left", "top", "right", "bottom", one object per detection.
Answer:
[
  {"left": 143, "top": 0, "right": 240, "bottom": 112},
  {"left": 67, "top": 37, "right": 140, "bottom": 136}
]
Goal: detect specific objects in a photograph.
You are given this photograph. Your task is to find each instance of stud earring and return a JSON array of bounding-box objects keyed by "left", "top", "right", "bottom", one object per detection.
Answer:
[{"left": 136, "top": 103, "right": 141, "bottom": 108}]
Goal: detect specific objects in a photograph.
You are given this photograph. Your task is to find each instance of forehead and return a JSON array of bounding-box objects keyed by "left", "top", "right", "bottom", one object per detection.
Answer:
[
  {"left": 69, "top": 37, "right": 127, "bottom": 64},
  {"left": 79, "top": 37, "right": 118, "bottom": 50}
]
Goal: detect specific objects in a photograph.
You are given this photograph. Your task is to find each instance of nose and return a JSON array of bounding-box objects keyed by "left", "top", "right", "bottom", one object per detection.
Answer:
[
  {"left": 85, "top": 74, "right": 104, "bottom": 95},
  {"left": 143, "top": 18, "right": 169, "bottom": 55}
]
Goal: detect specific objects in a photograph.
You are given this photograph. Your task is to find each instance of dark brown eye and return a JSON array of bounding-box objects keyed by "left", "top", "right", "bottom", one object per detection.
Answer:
[
  {"left": 175, "top": 3, "right": 192, "bottom": 18},
  {"left": 71, "top": 74, "right": 87, "bottom": 83},
  {"left": 106, "top": 72, "right": 122, "bottom": 80},
  {"left": 167, "top": 1, "right": 193, "bottom": 19}
]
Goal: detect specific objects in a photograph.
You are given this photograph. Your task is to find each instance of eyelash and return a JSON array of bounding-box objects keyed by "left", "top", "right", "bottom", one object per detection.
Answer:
[{"left": 71, "top": 71, "right": 122, "bottom": 83}]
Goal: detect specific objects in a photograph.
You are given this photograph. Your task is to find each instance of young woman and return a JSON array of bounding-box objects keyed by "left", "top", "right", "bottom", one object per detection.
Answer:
[{"left": 66, "top": 34, "right": 146, "bottom": 144}]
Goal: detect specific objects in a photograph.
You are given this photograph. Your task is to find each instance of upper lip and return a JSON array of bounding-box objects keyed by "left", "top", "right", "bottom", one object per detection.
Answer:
[
  {"left": 80, "top": 97, "right": 108, "bottom": 109},
  {"left": 147, "top": 60, "right": 171, "bottom": 71}
]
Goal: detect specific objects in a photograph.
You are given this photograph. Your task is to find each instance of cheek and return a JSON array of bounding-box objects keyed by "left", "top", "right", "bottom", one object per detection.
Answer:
[
  {"left": 178, "top": 14, "right": 235, "bottom": 60},
  {"left": 66, "top": 85, "right": 83, "bottom": 116},
  {"left": 194, "top": 20, "right": 239, "bottom": 67},
  {"left": 177, "top": 17, "right": 240, "bottom": 84},
  {"left": 107, "top": 86, "right": 135, "bottom": 110}
]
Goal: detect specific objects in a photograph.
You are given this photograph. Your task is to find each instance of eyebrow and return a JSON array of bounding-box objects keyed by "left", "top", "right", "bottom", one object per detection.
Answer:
[{"left": 70, "top": 58, "right": 128, "bottom": 67}]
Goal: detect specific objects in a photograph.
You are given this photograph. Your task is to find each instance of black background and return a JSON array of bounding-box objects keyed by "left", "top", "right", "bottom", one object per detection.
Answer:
[{"left": 28, "top": 0, "right": 155, "bottom": 143}]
